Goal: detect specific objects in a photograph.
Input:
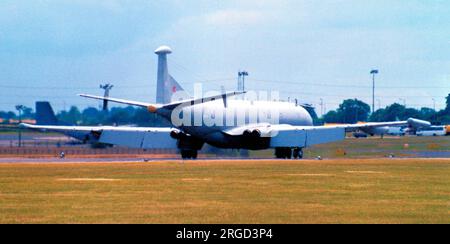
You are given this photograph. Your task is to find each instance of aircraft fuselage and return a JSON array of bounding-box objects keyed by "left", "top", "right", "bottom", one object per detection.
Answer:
[{"left": 158, "top": 100, "right": 313, "bottom": 149}]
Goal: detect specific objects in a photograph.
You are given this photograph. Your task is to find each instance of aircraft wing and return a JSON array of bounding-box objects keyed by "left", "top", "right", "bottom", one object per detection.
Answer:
[
  {"left": 21, "top": 123, "right": 105, "bottom": 132},
  {"left": 20, "top": 123, "right": 178, "bottom": 149},
  {"left": 223, "top": 118, "right": 430, "bottom": 148},
  {"left": 98, "top": 127, "right": 177, "bottom": 149},
  {"left": 323, "top": 118, "right": 430, "bottom": 132}
]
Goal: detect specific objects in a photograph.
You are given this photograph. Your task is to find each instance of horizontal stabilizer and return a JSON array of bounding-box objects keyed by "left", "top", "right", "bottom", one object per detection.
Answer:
[
  {"left": 78, "top": 94, "right": 155, "bottom": 108},
  {"left": 79, "top": 91, "right": 246, "bottom": 112},
  {"left": 162, "top": 91, "right": 246, "bottom": 110}
]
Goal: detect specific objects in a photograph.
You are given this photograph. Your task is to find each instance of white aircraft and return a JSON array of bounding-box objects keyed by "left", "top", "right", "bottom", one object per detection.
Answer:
[{"left": 22, "top": 46, "right": 431, "bottom": 159}]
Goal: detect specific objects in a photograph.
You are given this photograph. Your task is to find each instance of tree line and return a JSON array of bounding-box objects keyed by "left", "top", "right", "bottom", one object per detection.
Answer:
[
  {"left": 319, "top": 94, "right": 450, "bottom": 125},
  {"left": 0, "top": 106, "right": 170, "bottom": 127}
]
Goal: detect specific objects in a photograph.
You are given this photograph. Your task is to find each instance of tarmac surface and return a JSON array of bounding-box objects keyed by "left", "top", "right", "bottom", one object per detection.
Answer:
[{"left": 1, "top": 153, "right": 450, "bottom": 164}]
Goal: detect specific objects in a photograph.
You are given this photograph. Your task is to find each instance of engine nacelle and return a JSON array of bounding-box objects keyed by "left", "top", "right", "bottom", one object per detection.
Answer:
[
  {"left": 407, "top": 118, "right": 431, "bottom": 128},
  {"left": 243, "top": 129, "right": 261, "bottom": 138},
  {"left": 251, "top": 129, "right": 261, "bottom": 137}
]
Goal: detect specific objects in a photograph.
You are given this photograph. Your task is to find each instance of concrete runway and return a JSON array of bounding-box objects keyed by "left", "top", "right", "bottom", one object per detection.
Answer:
[
  {"left": 1, "top": 153, "right": 450, "bottom": 164},
  {"left": 0, "top": 157, "right": 149, "bottom": 164},
  {"left": 0, "top": 156, "right": 273, "bottom": 164}
]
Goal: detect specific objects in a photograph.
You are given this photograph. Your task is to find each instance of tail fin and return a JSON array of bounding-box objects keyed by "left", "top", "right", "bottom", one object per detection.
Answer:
[
  {"left": 36, "top": 101, "right": 58, "bottom": 125},
  {"left": 155, "top": 46, "right": 188, "bottom": 104}
]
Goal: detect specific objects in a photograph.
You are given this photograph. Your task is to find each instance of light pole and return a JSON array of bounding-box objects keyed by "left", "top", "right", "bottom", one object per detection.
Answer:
[
  {"left": 432, "top": 98, "right": 436, "bottom": 122},
  {"left": 370, "top": 69, "right": 379, "bottom": 114},
  {"left": 100, "top": 83, "right": 114, "bottom": 111},
  {"left": 399, "top": 98, "right": 406, "bottom": 107},
  {"left": 238, "top": 71, "right": 248, "bottom": 92},
  {"left": 319, "top": 98, "right": 324, "bottom": 117},
  {"left": 15, "top": 105, "right": 24, "bottom": 147}
]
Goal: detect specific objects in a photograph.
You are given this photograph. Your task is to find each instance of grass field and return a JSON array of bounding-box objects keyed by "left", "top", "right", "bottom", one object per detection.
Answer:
[
  {"left": 0, "top": 158, "right": 448, "bottom": 223},
  {"left": 253, "top": 136, "right": 450, "bottom": 158}
]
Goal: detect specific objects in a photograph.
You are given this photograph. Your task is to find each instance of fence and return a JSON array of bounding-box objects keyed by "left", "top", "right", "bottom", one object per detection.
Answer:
[{"left": 0, "top": 146, "right": 177, "bottom": 156}]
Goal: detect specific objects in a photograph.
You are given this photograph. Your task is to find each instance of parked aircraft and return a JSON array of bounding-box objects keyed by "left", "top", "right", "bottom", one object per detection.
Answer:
[
  {"left": 22, "top": 46, "right": 431, "bottom": 159},
  {"left": 33, "top": 101, "right": 99, "bottom": 143}
]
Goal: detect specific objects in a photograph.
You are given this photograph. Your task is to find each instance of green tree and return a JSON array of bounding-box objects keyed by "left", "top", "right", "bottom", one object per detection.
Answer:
[
  {"left": 369, "top": 108, "right": 386, "bottom": 122},
  {"left": 21, "top": 106, "right": 34, "bottom": 119},
  {"left": 132, "top": 108, "right": 171, "bottom": 127},
  {"left": 107, "top": 106, "right": 135, "bottom": 125},
  {"left": 445, "top": 94, "right": 450, "bottom": 112},
  {"left": 337, "top": 99, "right": 371, "bottom": 123},
  {"left": 57, "top": 106, "right": 82, "bottom": 125},
  {"left": 0, "top": 111, "right": 16, "bottom": 120},
  {"left": 419, "top": 107, "right": 437, "bottom": 122},
  {"left": 322, "top": 110, "right": 342, "bottom": 123},
  {"left": 82, "top": 107, "right": 108, "bottom": 125},
  {"left": 382, "top": 103, "right": 405, "bottom": 121},
  {"left": 403, "top": 108, "right": 421, "bottom": 120}
]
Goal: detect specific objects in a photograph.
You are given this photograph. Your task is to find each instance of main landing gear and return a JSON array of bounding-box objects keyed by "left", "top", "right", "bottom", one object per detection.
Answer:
[
  {"left": 181, "top": 149, "right": 198, "bottom": 160},
  {"left": 275, "top": 147, "right": 303, "bottom": 159},
  {"left": 170, "top": 130, "right": 203, "bottom": 160}
]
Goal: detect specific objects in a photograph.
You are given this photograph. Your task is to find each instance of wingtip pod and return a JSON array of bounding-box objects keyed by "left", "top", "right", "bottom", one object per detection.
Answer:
[
  {"left": 407, "top": 118, "right": 431, "bottom": 128},
  {"left": 18, "top": 123, "right": 34, "bottom": 129}
]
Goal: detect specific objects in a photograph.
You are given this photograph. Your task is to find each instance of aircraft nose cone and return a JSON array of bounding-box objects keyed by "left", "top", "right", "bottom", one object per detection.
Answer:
[{"left": 154, "top": 45, "right": 172, "bottom": 54}]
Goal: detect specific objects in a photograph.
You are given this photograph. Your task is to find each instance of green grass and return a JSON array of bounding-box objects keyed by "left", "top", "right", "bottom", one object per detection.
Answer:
[
  {"left": 0, "top": 159, "right": 449, "bottom": 223},
  {"left": 252, "top": 136, "right": 450, "bottom": 158}
]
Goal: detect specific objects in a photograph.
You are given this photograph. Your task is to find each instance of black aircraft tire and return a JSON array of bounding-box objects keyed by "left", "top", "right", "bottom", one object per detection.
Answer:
[
  {"left": 285, "top": 148, "right": 292, "bottom": 159},
  {"left": 275, "top": 148, "right": 283, "bottom": 159},
  {"left": 293, "top": 148, "right": 303, "bottom": 159},
  {"left": 293, "top": 148, "right": 299, "bottom": 159},
  {"left": 181, "top": 149, "right": 198, "bottom": 160},
  {"left": 181, "top": 150, "right": 189, "bottom": 159}
]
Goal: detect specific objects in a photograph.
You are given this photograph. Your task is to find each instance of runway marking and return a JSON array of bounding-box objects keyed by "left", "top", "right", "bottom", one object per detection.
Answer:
[
  {"left": 286, "top": 173, "right": 334, "bottom": 177},
  {"left": 56, "top": 178, "right": 121, "bottom": 182},
  {"left": 181, "top": 178, "right": 212, "bottom": 182},
  {"left": 345, "top": 171, "right": 385, "bottom": 174},
  {"left": 349, "top": 183, "right": 374, "bottom": 188}
]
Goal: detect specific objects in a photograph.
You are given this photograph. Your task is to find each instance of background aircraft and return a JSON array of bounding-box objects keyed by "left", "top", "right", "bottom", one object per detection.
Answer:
[
  {"left": 22, "top": 46, "right": 431, "bottom": 159},
  {"left": 34, "top": 101, "right": 101, "bottom": 144}
]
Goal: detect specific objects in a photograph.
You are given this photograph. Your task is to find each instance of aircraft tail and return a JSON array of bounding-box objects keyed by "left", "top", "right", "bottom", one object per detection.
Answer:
[
  {"left": 35, "top": 101, "right": 58, "bottom": 125},
  {"left": 155, "top": 46, "right": 187, "bottom": 104}
]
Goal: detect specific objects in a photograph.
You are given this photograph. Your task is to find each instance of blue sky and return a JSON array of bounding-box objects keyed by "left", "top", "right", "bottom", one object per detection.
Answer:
[{"left": 0, "top": 0, "right": 449, "bottom": 114}]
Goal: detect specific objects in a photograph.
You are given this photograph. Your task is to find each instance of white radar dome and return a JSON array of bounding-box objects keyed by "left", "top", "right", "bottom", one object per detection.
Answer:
[{"left": 154, "top": 46, "right": 172, "bottom": 54}]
